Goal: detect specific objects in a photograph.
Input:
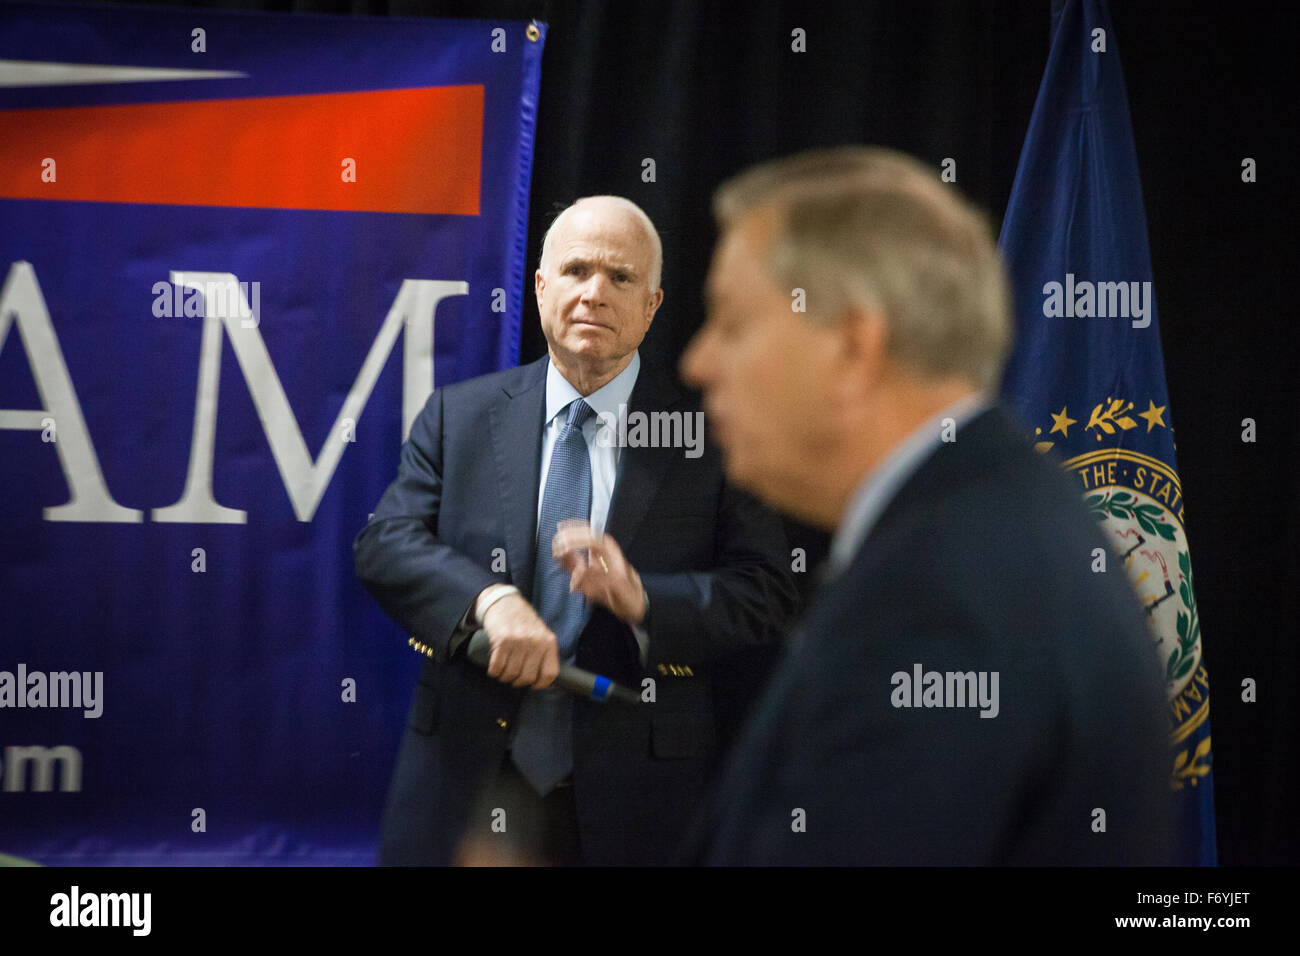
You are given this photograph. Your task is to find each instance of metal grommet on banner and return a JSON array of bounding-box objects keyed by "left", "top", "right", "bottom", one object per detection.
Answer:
[{"left": 526, "top": 22, "right": 541, "bottom": 42}]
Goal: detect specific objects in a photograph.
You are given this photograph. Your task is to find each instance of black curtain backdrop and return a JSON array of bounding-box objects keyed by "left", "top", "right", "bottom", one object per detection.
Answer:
[{"left": 96, "top": 0, "right": 1299, "bottom": 865}]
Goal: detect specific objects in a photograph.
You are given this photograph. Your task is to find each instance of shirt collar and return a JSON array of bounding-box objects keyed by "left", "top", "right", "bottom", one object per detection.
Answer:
[
  {"left": 545, "top": 351, "right": 641, "bottom": 427},
  {"left": 828, "top": 392, "right": 993, "bottom": 575}
]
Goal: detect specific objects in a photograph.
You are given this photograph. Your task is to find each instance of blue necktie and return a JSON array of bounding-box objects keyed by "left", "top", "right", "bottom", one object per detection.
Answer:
[{"left": 511, "top": 398, "right": 595, "bottom": 794}]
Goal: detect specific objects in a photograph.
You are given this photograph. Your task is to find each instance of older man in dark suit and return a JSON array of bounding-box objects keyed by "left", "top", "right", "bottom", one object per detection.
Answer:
[
  {"left": 678, "top": 148, "right": 1173, "bottom": 864},
  {"left": 355, "top": 195, "right": 796, "bottom": 866}
]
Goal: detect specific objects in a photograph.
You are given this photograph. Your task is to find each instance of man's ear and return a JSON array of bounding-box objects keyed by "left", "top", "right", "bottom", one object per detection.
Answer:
[
  {"left": 644, "top": 287, "right": 664, "bottom": 330},
  {"left": 534, "top": 269, "right": 546, "bottom": 305},
  {"left": 839, "top": 305, "right": 888, "bottom": 391}
]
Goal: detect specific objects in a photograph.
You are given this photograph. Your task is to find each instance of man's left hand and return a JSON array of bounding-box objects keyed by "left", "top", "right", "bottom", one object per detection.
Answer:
[{"left": 551, "top": 521, "right": 647, "bottom": 624}]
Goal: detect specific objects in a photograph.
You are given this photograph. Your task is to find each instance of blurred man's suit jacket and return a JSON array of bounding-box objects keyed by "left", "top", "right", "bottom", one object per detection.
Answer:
[
  {"left": 355, "top": 355, "right": 796, "bottom": 865},
  {"left": 682, "top": 404, "right": 1174, "bottom": 865}
]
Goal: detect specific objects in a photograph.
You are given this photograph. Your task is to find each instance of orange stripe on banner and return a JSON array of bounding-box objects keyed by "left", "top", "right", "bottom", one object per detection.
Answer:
[{"left": 0, "top": 85, "right": 483, "bottom": 214}]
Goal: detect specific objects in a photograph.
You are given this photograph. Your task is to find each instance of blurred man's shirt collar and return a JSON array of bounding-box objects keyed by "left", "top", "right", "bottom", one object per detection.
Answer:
[{"left": 828, "top": 391, "right": 993, "bottom": 577}]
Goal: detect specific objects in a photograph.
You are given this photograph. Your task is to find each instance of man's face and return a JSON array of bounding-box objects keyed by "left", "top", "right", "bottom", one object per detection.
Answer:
[
  {"left": 680, "top": 211, "right": 842, "bottom": 521},
  {"left": 536, "top": 199, "right": 663, "bottom": 375}
]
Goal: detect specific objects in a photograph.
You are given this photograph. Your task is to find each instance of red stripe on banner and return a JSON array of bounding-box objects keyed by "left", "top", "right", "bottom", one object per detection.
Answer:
[{"left": 0, "top": 85, "right": 483, "bottom": 214}]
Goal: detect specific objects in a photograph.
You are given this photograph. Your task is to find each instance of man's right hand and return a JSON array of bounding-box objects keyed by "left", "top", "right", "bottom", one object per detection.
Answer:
[{"left": 478, "top": 592, "right": 560, "bottom": 689}]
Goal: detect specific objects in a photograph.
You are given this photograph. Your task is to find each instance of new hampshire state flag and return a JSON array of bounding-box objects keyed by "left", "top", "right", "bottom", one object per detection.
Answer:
[{"left": 998, "top": 0, "right": 1217, "bottom": 864}]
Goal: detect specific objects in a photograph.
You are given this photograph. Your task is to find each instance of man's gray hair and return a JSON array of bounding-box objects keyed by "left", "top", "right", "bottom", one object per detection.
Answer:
[
  {"left": 713, "top": 146, "right": 1012, "bottom": 391},
  {"left": 539, "top": 195, "right": 663, "bottom": 292}
]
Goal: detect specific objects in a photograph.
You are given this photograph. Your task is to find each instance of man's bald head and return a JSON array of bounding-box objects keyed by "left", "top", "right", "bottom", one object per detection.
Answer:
[{"left": 540, "top": 196, "right": 663, "bottom": 292}]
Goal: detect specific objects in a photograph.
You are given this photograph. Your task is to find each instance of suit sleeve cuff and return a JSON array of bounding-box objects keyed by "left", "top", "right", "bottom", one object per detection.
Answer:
[
  {"left": 447, "top": 603, "right": 477, "bottom": 657},
  {"left": 638, "top": 572, "right": 708, "bottom": 664}
]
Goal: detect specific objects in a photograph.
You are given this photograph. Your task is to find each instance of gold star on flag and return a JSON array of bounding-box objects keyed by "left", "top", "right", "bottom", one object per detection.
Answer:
[
  {"left": 1049, "top": 406, "right": 1077, "bottom": 437},
  {"left": 1138, "top": 400, "right": 1167, "bottom": 432}
]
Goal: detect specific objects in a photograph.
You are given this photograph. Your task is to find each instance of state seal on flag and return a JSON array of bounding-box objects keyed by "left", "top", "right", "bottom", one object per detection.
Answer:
[{"left": 1029, "top": 397, "right": 1211, "bottom": 787}]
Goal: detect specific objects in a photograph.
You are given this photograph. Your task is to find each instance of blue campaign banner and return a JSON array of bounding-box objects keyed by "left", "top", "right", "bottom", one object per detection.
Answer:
[{"left": 0, "top": 2, "right": 545, "bottom": 864}]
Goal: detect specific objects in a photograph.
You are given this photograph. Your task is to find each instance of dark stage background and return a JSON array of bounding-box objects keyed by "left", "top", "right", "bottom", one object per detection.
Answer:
[{"left": 104, "top": 0, "right": 1299, "bottom": 865}]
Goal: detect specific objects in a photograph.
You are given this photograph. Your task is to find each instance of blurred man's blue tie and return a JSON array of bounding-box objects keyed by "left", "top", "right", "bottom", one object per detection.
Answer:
[{"left": 510, "top": 398, "right": 595, "bottom": 794}]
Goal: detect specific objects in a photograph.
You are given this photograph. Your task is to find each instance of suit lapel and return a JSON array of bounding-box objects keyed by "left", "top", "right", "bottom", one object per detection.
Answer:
[
  {"left": 489, "top": 357, "right": 548, "bottom": 599},
  {"left": 604, "top": 362, "right": 684, "bottom": 549}
]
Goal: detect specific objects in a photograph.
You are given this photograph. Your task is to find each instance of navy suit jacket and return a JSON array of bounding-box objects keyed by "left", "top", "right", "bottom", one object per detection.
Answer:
[
  {"left": 682, "top": 405, "right": 1174, "bottom": 865},
  {"left": 354, "top": 355, "right": 797, "bottom": 865}
]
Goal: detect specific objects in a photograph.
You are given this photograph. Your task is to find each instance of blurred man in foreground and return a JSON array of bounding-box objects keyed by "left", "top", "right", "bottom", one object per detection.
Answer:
[{"left": 678, "top": 147, "right": 1172, "bottom": 864}]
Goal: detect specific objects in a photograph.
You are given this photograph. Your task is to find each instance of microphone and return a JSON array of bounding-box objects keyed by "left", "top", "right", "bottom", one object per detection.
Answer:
[{"left": 464, "top": 629, "right": 642, "bottom": 705}]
